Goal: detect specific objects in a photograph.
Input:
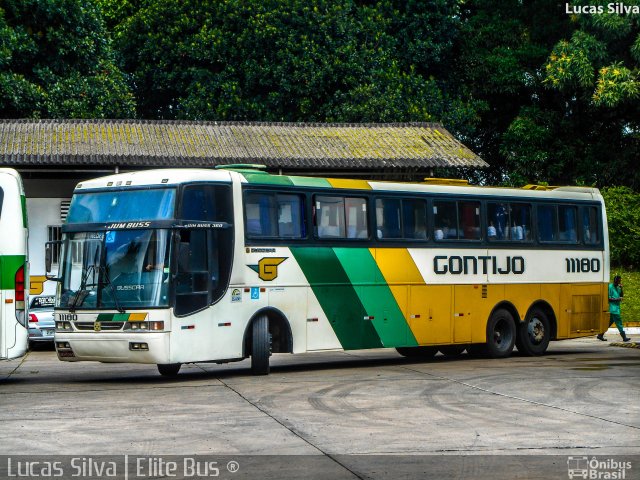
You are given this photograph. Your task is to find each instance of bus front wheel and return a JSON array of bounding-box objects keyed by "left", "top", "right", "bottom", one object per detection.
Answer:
[
  {"left": 485, "top": 309, "right": 516, "bottom": 358},
  {"left": 251, "top": 314, "right": 271, "bottom": 375},
  {"left": 516, "top": 308, "right": 550, "bottom": 356},
  {"left": 157, "top": 363, "right": 181, "bottom": 376}
]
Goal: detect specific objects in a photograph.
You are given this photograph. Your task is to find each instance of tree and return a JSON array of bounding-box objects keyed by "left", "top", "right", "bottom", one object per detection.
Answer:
[
  {"left": 454, "top": 0, "right": 571, "bottom": 185},
  {"left": 601, "top": 186, "right": 640, "bottom": 268},
  {"left": 103, "top": 0, "right": 478, "bottom": 134},
  {"left": 501, "top": 2, "right": 640, "bottom": 188},
  {"left": 0, "top": 0, "right": 135, "bottom": 118}
]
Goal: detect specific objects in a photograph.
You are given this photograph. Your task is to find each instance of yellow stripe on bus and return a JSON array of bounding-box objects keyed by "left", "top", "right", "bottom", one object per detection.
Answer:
[
  {"left": 326, "top": 178, "right": 372, "bottom": 190},
  {"left": 371, "top": 248, "right": 432, "bottom": 343}
]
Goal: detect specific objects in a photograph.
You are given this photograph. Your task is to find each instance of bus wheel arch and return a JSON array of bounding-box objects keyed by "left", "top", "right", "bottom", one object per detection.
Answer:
[
  {"left": 517, "top": 301, "right": 554, "bottom": 356},
  {"left": 243, "top": 308, "right": 293, "bottom": 375}
]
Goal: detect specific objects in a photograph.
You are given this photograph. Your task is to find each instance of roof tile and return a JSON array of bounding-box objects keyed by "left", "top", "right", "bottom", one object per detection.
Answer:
[{"left": 0, "top": 119, "right": 486, "bottom": 170}]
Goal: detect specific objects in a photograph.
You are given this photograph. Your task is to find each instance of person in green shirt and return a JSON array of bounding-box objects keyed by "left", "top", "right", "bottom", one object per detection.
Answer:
[{"left": 597, "top": 275, "right": 632, "bottom": 342}]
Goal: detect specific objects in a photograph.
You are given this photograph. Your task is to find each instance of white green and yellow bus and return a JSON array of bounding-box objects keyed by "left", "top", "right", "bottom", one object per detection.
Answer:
[
  {"left": 52, "top": 166, "right": 609, "bottom": 375},
  {"left": 0, "top": 168, "right": 29, "bottom": 360}
]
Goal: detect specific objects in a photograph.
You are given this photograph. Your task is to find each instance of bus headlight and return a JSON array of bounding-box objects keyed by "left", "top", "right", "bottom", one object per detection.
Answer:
[
  {"left": 56, "top": 321, "right": 72, "bottom": 331},
  {"left": 125, "top": 321, "right": 164, "bottom": 331}
]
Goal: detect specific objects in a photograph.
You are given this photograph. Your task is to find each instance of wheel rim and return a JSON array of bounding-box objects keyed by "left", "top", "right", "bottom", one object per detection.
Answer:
[
  {"left": 492, "top": 318, "right": 513, "bottom": 351},
  {"left": 528, "top": 317, "right": 545, "bottom": 345}
]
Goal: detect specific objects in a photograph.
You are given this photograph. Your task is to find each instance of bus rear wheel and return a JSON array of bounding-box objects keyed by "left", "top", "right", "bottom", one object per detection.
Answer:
[
  {"left": 396, "top": 346, "right": 438, "bottom": 358},
  {"left": 157, "top": 363, "right": 181, "bottom": 376},
  {"left": 439, "top": 345, "right": 466, "bottom": 357},
  {"left": 485, "top": 309, "right": 516, "bottom": 358},
  {"left": 516, "top": 308, "right": 550, "bottom": 356},
  {"left": 251, "top": 314, "right": 271, "bottom": 375}
]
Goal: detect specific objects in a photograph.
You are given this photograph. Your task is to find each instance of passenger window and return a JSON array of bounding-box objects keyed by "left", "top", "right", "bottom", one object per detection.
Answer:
[
  {"left": 433, "top": 201, "right": 457, "bottom": 240},
  {"left": 276, "top": 194, "right": 305, "bottom": 238},
  {"left": 459, "top": 201, "right": 481, "bottom": 240},
  {"left": 315, "top": 195, "right": 368, "bottom": 239},
  {"left": 244, "top": 192, "right": 305, "bottom": 239},
  {"left": 558, "top": 205, "right": 578, "bottom": 243},
  {"left": 375, "top": 199, "right": 402, "bottom": 239},
  {"left": 404, "top": 199, "right": 428, "bottom": 239},
  {"left": 376, "top": 198, "right": 427, "bottom": 240},
  {"left": 487, "top": 202, "right": 531, "bottom": 241},
  {"left": 434, "top": 200, "right": 480, "bottom": 241},
  {"left": 582, "top": 206, "right": 600, "bottom": 245},
  {"left": 537, "top": 205, "right": 558, "bottom": 242},
  {"left": 181, "top": 184, "right": 232, "bottom": 222}
]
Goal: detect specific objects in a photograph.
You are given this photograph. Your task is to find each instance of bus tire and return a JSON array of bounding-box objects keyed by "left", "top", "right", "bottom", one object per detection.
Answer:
[
  {"left": 251, "top": 314, "right": 271, "bottom": 375},
  {"left": 439, "top": 345, "right": 466, "bottom": 357},
  {"left": 516, "top": 308, "right": 550, "bottom": 356},
  {"left": 396, "top": 346, "right": 438, "bottom": 358},
  {"left": 157, "top": 363, "right": 181, "bottom": 376},
  {"left": 485, "top": 308, "right": 516, "bottom": 358}
]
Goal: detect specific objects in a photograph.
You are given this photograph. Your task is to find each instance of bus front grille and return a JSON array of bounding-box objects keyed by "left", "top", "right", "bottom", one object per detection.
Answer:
[{"left": 74, "top": 322, "right": 125, "bottom": 331}]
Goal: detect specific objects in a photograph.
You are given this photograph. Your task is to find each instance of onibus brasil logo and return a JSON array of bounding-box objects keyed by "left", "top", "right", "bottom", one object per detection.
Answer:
[
  {"left": 567, "top": 457, "right": 632, "bottom": 479},
  {"left": 248, "top": 257, "right": 287, "bottom": 281}
]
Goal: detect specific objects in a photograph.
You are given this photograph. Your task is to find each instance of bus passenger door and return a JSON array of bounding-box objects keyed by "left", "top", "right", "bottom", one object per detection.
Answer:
[{"left": 409, "top": 285, "right": 452, "bottom": 345}]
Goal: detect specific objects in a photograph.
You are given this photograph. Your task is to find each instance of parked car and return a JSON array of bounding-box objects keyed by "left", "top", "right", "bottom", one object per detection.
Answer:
[{"left": 28, "top": 295, "right": 55, "bottom": 344}]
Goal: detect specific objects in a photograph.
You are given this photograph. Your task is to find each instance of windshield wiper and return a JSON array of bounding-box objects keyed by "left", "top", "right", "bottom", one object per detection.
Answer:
[
  {"left": 69, "top": 265, "right": 98, "bottom": 312},
  {"left": 97, "top": 265, "right": 125, "bottom": 314}
]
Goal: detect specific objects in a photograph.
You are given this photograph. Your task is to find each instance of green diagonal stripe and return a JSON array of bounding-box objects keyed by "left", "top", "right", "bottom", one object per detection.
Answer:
[
  {"left": 290, "top": 247, "right": 383, "bottom": 350},
  {"left": 97, "top": 313, "right": 130, "bottom": 322},
  {"left": 333, "top": 248, "right": 418, "bottom": 348}
]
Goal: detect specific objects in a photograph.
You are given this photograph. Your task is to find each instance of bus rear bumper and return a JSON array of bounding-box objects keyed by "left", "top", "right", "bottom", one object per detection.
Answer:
[{"left": 55, "top": 332, "right": 170, "bottom": 364}]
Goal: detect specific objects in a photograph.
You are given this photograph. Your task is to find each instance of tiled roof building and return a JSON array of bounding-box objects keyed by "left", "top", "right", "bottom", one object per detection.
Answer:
[{"left": 0, "top": 119, "right": 486, "bottom": 176}]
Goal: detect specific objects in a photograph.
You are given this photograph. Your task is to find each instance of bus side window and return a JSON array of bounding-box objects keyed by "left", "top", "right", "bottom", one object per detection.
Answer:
[
  {"left": 404, "top": 199, "right": 428, "bottom": 239},
  {"left": 459, "top": 201, "right": 481, "bottom": 240},
  {"left": 583, "top": 206, "right": 600, "bottom": 245},
  {"left": 558, "top": 205, "right": 577, "bottom": 242},
  {"left": 316, "top": 196, "right": 345, "bottom": 238},
  {"left": 181, "top": 184, "right": 233, "bottom": 223},
  {"left": 375, "top": 198, "right": 402, "bottom": 239},
  {"left": 537, "top": 205, "right": 557, "bottom": 242},
  {"left": 276, "top": 194, "right": 305, "bottom": 238},
  {"left": 433, "top": 201, "right": 457, "bottom": 240}
]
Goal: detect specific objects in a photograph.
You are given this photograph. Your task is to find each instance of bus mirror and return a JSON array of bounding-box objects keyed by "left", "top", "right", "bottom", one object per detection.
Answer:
[
  {"left": 45, "top": 244, "right": 52, "bottom": 273},
  {"left": 45, "top": 241, "right": 63, "bottom": 281}
]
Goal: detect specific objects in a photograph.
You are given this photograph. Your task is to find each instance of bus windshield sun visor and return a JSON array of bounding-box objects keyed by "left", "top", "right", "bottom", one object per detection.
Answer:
[{"left": 62, "top": 220, "right": 232, "bottom": 233}]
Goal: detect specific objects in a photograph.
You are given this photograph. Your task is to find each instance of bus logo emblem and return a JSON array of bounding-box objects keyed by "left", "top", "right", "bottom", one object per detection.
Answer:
[
  {"left": 248, "top": 257, "right": 287, "bottom": 281},
  {"left": 94, "top": 322, "right": 101, "bottom": 332}
]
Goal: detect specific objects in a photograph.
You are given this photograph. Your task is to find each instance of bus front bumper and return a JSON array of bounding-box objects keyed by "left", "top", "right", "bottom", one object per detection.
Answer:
[{"left": 55, "top": 332, "right": 170, "bottom": 364}]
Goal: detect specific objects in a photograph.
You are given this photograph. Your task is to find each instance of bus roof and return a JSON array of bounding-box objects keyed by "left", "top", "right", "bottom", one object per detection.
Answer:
[{"left": 74, "top": 167, "right": 602, "bottom": 202}]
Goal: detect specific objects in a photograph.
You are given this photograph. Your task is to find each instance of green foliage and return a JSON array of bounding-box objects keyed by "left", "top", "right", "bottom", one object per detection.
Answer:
[
  {"left": 454, "top": 0, "right": 568, "bottom": 185},
  {"left": 617, "top": 269, "right": 640, "bottom": 324},
  {"left": 104, "top": 0, "right": 477, "bottom": 131},
  {"left": 593, "top": 62, "right": 640, "bottom": 107},
  {"left": 543, "top": 31, "right": 605, "bottom": 89},
  {"left": 601, "top": 186, "right": 640, "bottom": 268},
  {"left": 0, "top": 0, "right": 134, "bottom": 118}
]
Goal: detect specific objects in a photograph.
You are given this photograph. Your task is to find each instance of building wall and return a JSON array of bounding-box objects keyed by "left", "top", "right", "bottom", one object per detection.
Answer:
[{"left": 27, "top": 197, "right": 70, "bottom": 298}]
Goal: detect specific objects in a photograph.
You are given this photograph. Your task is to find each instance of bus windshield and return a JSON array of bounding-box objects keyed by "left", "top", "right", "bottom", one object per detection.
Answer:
[
  {"left": 59, "top": 229, "right": 171, "bottom": 310},
  {"left": 67, "top": 188, "right": 176, "bottom": 224}
]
